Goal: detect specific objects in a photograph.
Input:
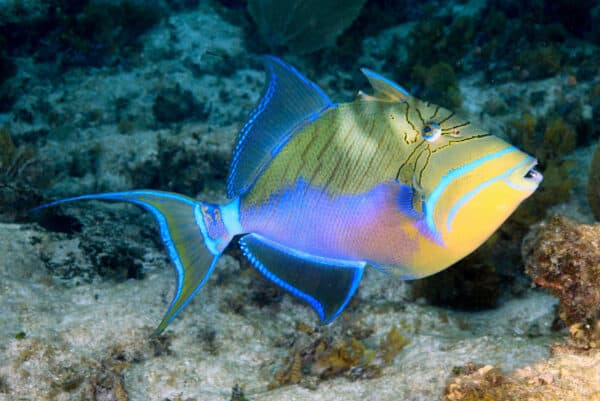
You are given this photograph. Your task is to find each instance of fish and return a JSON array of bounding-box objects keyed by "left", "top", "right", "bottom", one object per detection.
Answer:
[{"left": 33, "top": 56, "right": 543, "bottom": 335}]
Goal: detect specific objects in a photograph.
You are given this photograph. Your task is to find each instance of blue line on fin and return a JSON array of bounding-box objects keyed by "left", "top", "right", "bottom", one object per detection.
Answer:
[
  {"left": 31, "top": 190, "right": 227, "bottom": 336},
  {"left": 227, "top": 56, "right": 334, "bottom": 198},
  {"left": 360, "top": 68, "right": 410, "bottom": 101},
  {"left": 239, "top": 234, "right": 365, "bottom": 323}
]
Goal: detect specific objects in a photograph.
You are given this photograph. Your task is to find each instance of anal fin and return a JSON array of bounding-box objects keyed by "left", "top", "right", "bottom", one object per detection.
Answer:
[{"left": 239, "top": 234, "right": 365, "bottom": 323}]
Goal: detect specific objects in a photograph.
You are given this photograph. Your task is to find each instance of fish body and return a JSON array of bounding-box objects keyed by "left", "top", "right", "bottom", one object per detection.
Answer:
[{"left": 35, "top": 57, "right": 542, "bottom": 334}]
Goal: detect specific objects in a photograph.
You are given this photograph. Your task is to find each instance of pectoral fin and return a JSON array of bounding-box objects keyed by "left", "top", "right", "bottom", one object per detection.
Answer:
[{"left": 239, "top": 234, "right": 365, "bottom": 323}]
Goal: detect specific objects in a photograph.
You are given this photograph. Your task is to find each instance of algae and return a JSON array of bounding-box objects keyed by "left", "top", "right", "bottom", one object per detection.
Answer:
[
  {"left": 0, "top": 125, "right": 45, "bottom": 222},
  {"left": 509, "top": 114, "right": 576, "bottom": 225},
  {"left": 411, "top": 62, "right": 462, "bottom": 109},
  {"left": 269, "top": 321, "right": 408, "bottom": 389},
  {"left": 588, "top": 142, "right": 600, "bottom": 221}
]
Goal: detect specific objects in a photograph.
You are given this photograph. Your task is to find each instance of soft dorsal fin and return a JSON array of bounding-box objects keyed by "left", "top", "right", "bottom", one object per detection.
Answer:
[
  {"left": 360, "top": 68, "right": 410, "bottom": 102},
  {"left": 227, "top": 56, "right": 333, "bottom": 198},
  {"left": 239, "top": 234, "right": 365, "bottom": 323}
]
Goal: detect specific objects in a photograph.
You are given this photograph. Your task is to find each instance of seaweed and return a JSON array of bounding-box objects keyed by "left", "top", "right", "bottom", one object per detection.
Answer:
[
  {"left": 588, "top": 142, "right": 600, "bottom": 221},
  {"left": 410, "top": 62, "right": 462, "bottom": 109},
  {"left": 514, "top": 45, "right": 562, "bottom": 80},
  {"left": 0, "top": 125, "right": 45, "bottom": 222},
  {"left": 269, "top": 321, "right": 408, "bottom": 389},
  {"left": 508, "top": 114, "right": 576, "bottom": 224}
]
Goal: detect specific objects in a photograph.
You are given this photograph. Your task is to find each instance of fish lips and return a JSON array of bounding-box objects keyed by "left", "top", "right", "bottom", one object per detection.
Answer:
[{"left": 507, "top": 158, "right": 543, "bottom": 191}]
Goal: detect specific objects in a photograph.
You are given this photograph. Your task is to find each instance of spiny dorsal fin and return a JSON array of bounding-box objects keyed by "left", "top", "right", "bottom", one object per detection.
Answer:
[
  {"left": 227, "top": 56, "right": 333, "bottom": 198},
  {"left": 360, "top": 68, "right": 410, "bottom": 102}
]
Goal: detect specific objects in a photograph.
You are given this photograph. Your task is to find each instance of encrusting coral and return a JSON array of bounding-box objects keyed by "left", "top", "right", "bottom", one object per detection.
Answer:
[{"left": 523, "top": 215, "right": 600, "bottom": 350}]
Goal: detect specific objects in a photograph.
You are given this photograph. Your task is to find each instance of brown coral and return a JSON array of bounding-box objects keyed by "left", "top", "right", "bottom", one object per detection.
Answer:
[{"left": 523, "top": 215, "right": 600, "bottom": 348}]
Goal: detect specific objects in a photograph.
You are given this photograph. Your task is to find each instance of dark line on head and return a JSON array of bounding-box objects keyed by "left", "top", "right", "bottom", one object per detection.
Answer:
[
  {"left": 442, "top": 122, "right": 471, "bottom": 131},
  {"left": 418, "top": 149, "right": 432, "bottom": 185},
  {"left": 430, "top": 105, "right": 441, "bottom": 121},
  {"left": 404, "top": 103, "right": 419, "bottom": 137},
  {"left": 395, "top": 139, "right": 426, "bottom": 180},
  {"left": 415, "top": 107, "right": 426, "bottom": 126},
  {"left": 432, "top": 134, "right": 493, "bottom": 153},
  {"left": 438, "top": 111, "right": 455, "bottom": 125}
]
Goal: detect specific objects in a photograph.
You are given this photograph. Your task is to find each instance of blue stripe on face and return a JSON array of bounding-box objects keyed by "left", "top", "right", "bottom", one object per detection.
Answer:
[
  {"left": 424, "top": 147, "right": 518, "bottom": 241},
  {"left": 445, "top": 158, "right": 531, "bottom": 232}
]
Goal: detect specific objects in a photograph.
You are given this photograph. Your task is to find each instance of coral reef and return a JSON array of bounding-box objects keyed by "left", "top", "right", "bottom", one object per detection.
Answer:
[
  {"left": 45, "top": 0, "right": 163, "bottom": 69},
  {"left": 523, "top": 215, "right": 600, "bottom": 349},
  {"left": 247, "top": 0, "right": 367, "bottom": 54},
  {"left": 589, "top": 142, "right": 600, "bottom": 221},
  {"left": 153, "top": 84, "right": 206, "bottom": 124},
  {"left": 444, "top": 346, "right": 600, "bottom": 401},
  {"left": 131, "top": 127, "right": 233, "bottom": 195}
]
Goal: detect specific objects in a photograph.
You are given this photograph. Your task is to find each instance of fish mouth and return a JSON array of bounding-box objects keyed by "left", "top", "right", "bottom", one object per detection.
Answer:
[
  {"left": 506, "top": 157, "right": 543, "bottom": 191},
  {"left": 523, "top": 160, "right": 543, "bottom": 183}
]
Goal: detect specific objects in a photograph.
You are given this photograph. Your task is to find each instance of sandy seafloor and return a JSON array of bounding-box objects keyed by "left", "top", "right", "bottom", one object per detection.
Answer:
[{"left": 1, "top": 1, "right": 599, "bottom": 400}]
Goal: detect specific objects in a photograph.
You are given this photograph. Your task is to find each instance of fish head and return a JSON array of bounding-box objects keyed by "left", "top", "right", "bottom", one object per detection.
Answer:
[{"left": 400, "top": 99, "right": 543, "bottom": 256}]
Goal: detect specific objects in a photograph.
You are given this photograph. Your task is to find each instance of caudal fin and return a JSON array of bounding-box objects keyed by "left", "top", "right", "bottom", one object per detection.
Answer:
[{"left": 32, "top": 190, "right": 242, "bottom": 336}]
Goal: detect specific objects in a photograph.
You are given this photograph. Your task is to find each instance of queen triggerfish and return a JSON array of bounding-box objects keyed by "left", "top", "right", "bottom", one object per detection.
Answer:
[{"left": 34, "top": 56, "right": 543, "bottom": 335}]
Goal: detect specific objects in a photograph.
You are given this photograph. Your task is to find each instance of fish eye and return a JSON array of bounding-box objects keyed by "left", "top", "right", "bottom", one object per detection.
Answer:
[{"left": 422, "top": 121, "right": 442, "bottom": 142}]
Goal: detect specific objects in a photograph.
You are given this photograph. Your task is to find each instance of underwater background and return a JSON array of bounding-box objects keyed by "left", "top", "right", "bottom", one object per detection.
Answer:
[{"left": 1, "top": 0, "right": 599, "bottom": 400}]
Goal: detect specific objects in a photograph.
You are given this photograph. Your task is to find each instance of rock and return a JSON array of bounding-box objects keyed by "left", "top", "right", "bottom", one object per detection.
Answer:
[
  {"left": 153, "top": 83, "right": 205, "bottom": 124},
  {"left": 523, "top": 215, "right": 600, "bottom": 349}
]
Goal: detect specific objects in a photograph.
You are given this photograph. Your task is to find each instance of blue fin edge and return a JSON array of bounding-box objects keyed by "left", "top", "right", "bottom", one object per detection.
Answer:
[
  {"left": 360, "top": 68, "right": 410, "bottom": 98},
  {"left": 30, "top": 190, "right": 215, "bottom": 332},
  {"left": 239, "top": 234, "right": 365, "bottom": 323},
  {"left": 227, "top": 56, "right": 334, "bottom": 198}
]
